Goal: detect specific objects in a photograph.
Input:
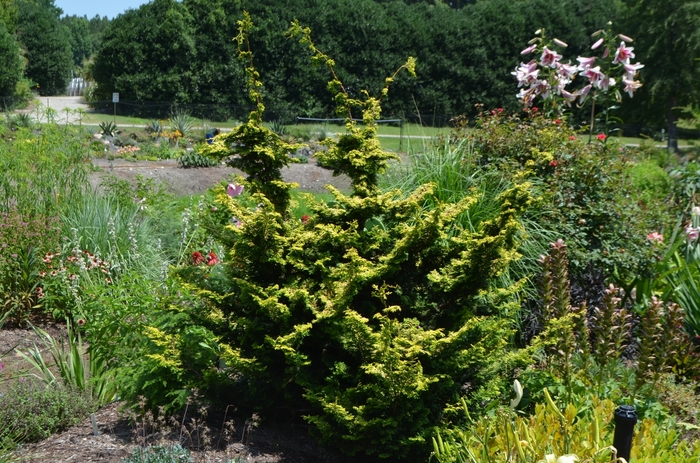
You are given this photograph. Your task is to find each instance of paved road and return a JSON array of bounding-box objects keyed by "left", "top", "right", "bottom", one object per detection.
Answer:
[{"left": 25, "top": 96, "right": 92, "bottom": 123}]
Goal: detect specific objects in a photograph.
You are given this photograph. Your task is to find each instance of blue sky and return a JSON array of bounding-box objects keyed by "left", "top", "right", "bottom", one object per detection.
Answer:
[{"left": 55, "top": 0, "right": 150, "bottom": 19}]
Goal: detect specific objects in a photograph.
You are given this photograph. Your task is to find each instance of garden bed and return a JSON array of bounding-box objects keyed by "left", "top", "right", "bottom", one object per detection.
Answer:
[{"left": 89, "top": 156, "right": 351, "bottom": 197}]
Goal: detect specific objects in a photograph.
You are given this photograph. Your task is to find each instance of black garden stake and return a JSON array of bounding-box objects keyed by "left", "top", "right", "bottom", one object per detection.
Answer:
[{"left": 612, "top": 405, "right": 638, "bottom": 462}]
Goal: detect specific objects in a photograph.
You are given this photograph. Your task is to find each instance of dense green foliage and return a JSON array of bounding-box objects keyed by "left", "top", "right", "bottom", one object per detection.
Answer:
[
  {"left": 124, "top": 18, "right": 534, "bottom": 459},
  {"left": 15, "top": 0, "right": 73, "bottom": 95},
  {"left": 621, "top": 0, "right": 700, "bottom": 149},
  {"left": 61, "top": 15, "right": 92, "bottom": 67},
  {"left": 91, "top": 0, "right": 195, "bottom": 104},
  {"left": 0, "top": 20, "right": 21, "bottom": 98},
  {"left": 90, "top": 0, "right": 622, "bottom": 121}
]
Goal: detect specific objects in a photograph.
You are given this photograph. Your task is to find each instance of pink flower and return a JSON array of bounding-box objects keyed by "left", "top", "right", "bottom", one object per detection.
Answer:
[
  {"left": 622, "top": 77, "right": 642, "bottom": 98},
  {"left": 569, "top": 135, "right": 577, "bottom": 141},
  {"left": 613, "top": 42, "right": 635, "bottom": 64},
  {"left": 686, "top": 226, "right": 700, "bottom": 242},
  {"left": 576, "top": 56, "right": 596, "bottom": 70},
  {"left": 556, "top": 62, "right": 578, "bottom": 80},
  {"left": 553, "top": 38, "right": 568, "bottom": 48},
  {"left": 623, "top": 62, "right": 644, "bottom": 80},
  {"left": 77, "top": 318, "right": 86, "bottom": 326},
  {"left": 597, "top": 76, "right": 615, "bottom": 92},
  {"left": 646, "top": 232, "right": 664, "bottom": 243},
  {"left": 533, "top": 79, "right": 552, "bottom": 99},
  {"left": 591, "top": 38, "right": 604, "bottom": 50},
  {"left": 582, "top": 66, "right": 605, "bottom": 85},
  {"left": 560, "top": 89, "right": 576, "bottom": 105},
  {"left": 597, "top": 133, "right": 607, "bottom": 141},
  {"left": 549, "top": 160, "right": 558, "bottom": 167},
  {"left": 227, "top": 183, "right": 244, "bottom": 198},
  {"left": 577, "top": 84, "right": 592, "bottom": 104},
  {"left": 512, "top": 61, "right": 539, "bottom": 87},
  {"left": 206, "top": 252, "right": 219, "bottom": 266},
  {"left": 540, "top": 46, "right": 562, "bottom": 68}
]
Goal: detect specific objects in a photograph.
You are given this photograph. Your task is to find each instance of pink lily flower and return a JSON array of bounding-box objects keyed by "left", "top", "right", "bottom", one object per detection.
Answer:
[
  {"left": 512, "top": 61, "right": 539, "bottom": 87},
  {"left": 622, "top": 77, "right": 642, "bottom": 97},
  {"left": 533, "top": 80, "right": 552, "bottom": 99},
  {"left": 623, "top": 62, "right": 644, "bottom": 80},
  {"left": 516, "top": 87, "right": 537, "bottom": 107},
  {"left": 577, "top": 84, "right": 592, "bottom": 104},
  {"left": 613, "top": 42, "right": 635, "bottom": 64},
  {"left": 227, "top": 182, "right": 244, "bottom": 198},
  {"left": 556, "top": 62, "right": 578, "bottom": 79},
  {"left": 560, "top": 89, "right": 576, "bottom": 105},
  {"left": 540, "top": 47, "right": 562, "bottom": 68},
  {"left": 576, "top": 56, "right": 596, "bottom": 71},
  {"left": 582, "top": 66, "right": 605, "bottom": 85},
  {"left": 596, "top": 76, "right": 615, "bottom": 91}
]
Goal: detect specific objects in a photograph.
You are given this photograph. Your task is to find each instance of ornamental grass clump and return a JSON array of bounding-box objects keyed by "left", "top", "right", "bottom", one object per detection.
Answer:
[{"left": 135, "top": 15, "right": 536, "bottom": 460}]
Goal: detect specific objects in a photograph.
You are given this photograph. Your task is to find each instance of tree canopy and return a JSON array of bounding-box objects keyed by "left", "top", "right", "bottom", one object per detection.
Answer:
[
  {"left": 621, "top": 0, "right": 700, "bottom": 149},
  {"left": 16, "top": 0, "right": 73, "bottom": 95},
  {"left": 88, "top": 0, "right": 634, "bottom": 122},
  {"left": 0, "top": 19, "right": 22, "bottom": 98}
]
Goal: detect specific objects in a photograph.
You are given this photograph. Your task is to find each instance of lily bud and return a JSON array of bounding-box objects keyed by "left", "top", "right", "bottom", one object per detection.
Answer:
[
  {"left": 521, "top": 44, "right": 537, "bottom": 55},
  {"left": 528, "top": 37, "right": 541, "bottom": 45},
  {"left": 591, "top": 38, "right": 604, "bottom": 50},
  {"left": 553, "top": 38, "right": 568, "bottom": 48},
  {"left": 618, "top": 33, "right": 633, "bottom": 42},
  {"left": 535, "top": 29, "right": 542, "bottom": 35},
  {"left": 591, "top": 29, "right": 604, "bottom": 37}
]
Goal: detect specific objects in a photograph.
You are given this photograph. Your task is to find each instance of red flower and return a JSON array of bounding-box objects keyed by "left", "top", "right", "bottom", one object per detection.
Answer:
[
  {"left": 206, "top": 252, "right": 219, "bottom": 266},
  {"left": 532, "top": 107, "right": 538, "bottom": 112},
  {"left": 569, "top": 135, "right": 576, "bottom": 141},
  {"left": 554, "top": 119, "right": 561, "bottom": 124},
  {"left": 301, "top": 214, "right": 310, "bottom": 225},
  {"left": 549, "top": 160, "right": 558, "bottom": 167},
  {"left": 192, "top": 251, "right": 205, "bottom": 265},
  {"left": 597, "top": 133, "right": 607, "bottom": 141},
  {"left": 497, "top": 107, "right": 504, "bottom": 113}
]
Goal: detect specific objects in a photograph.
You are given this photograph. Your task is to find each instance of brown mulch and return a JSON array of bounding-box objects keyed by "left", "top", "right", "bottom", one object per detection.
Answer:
[{"left": 13, "top": 401, "right": 357, "bottom": 463}]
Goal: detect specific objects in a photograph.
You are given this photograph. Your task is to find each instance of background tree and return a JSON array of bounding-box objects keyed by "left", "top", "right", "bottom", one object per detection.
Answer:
[
  {"left": 16, "top": 0, "right": 72, "bottom": 95},
  {"left": 621, "top": 0, "right": 700, "bottom": 151},
  {"left": 61, "top": 15, "right": 92, "bottom": 67},
  {"left": 89, "top": 0, "right": 623, "bottom": 122},
  {"left": 0, "top": 20, "right": 22, "bottom": 99},
  {"left": 90, "top": 0, "right": 195, "bottom": 105},
  {"left": 87, "top": 15, "right": 110, "bottom": 51},
  {"left": 0, "top": 0, "right": 18, "bottom": 32}
]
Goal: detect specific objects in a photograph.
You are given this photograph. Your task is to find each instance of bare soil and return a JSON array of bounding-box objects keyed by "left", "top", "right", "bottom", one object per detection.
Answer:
[{"left": 88, "top": 157, "right": 351, "bottom": 197}]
